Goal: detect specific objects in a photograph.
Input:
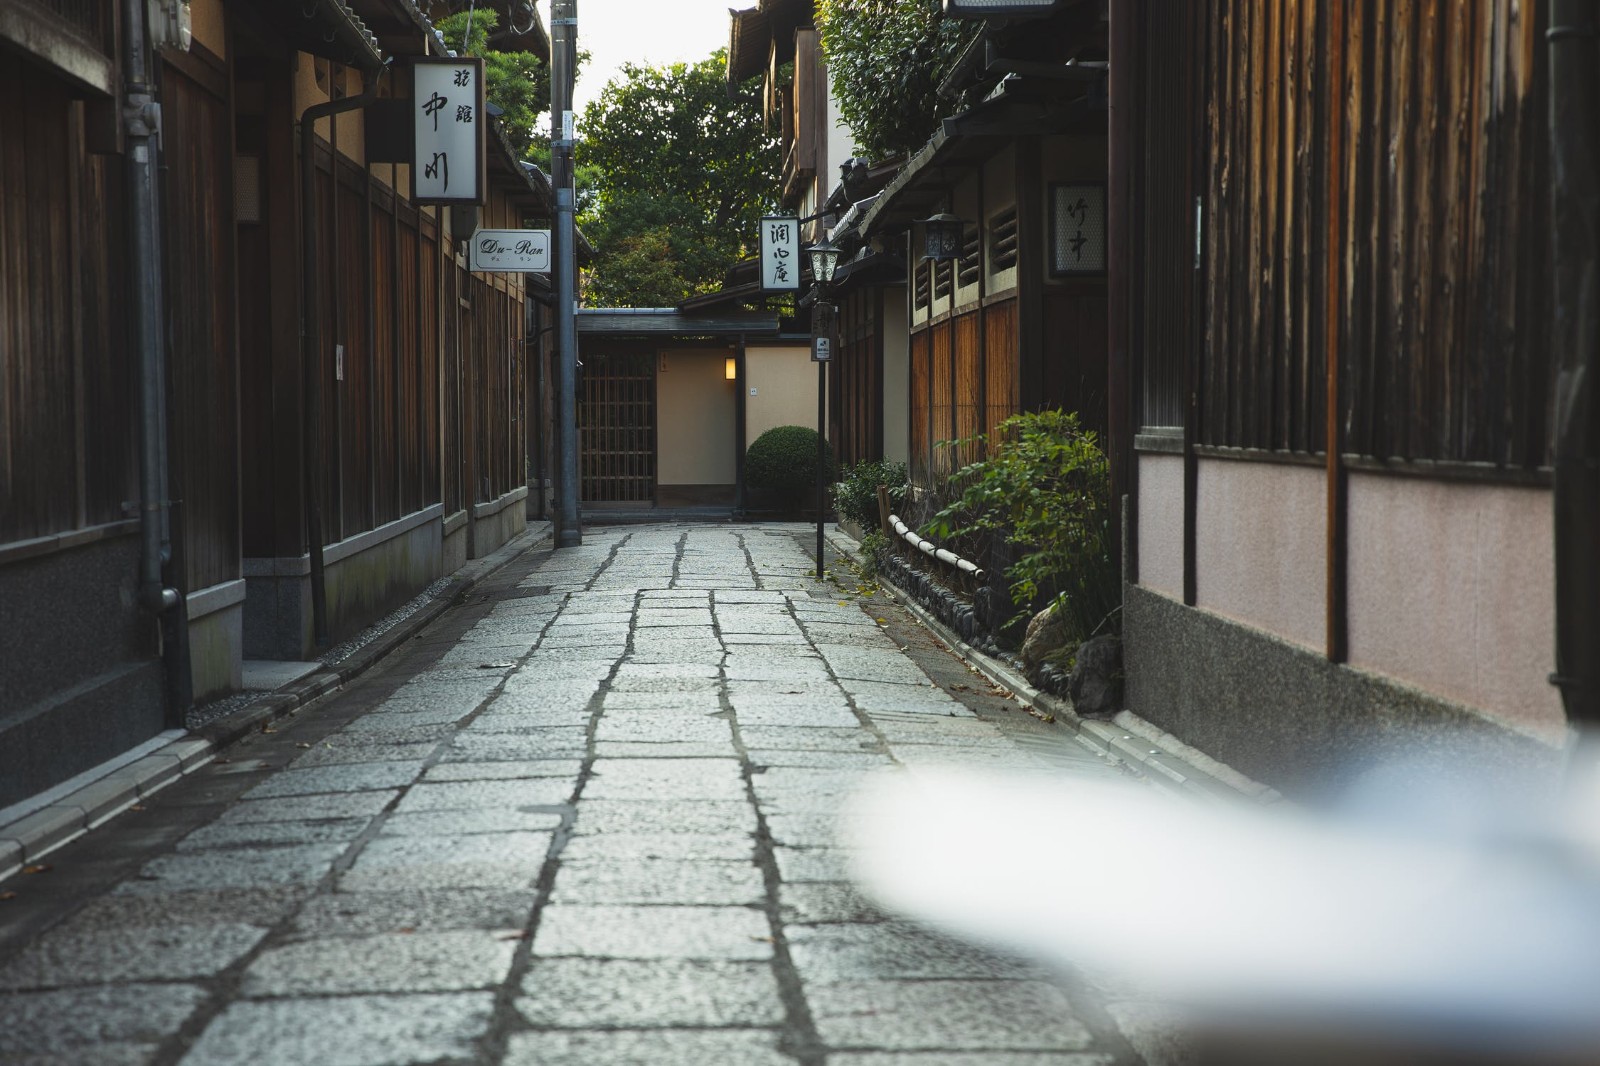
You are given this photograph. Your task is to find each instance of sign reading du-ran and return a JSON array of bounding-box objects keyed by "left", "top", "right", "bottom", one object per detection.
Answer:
[
  {"left": 471, "top": 229, "right": 551, "bottom": 273},
  {"left": 413, "top": 58, "right": 485, "bottom": 205}
]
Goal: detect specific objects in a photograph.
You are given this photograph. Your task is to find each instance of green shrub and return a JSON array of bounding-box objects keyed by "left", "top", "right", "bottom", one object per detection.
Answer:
[
  {"left": 833, "top": 459, "right": 909, "bottom": 529},
  {"left": 925, "top": 410, "right": 1118, "bottom": 643},
  {"left": 746, "top": 425, "right": 836, "bottom": 498}
]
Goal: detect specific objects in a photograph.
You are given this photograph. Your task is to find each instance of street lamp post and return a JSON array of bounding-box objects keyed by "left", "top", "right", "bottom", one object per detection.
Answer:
[{"left": 808, "top": 240, "right": 842, "bottom": 580}]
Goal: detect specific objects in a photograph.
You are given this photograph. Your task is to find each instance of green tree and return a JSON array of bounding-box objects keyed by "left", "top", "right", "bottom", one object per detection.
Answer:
[
  {"left": 815, "top": 0, "right": 974, "bottom": 160},
  {"left": 435, "top": 9, "right": 548, "bottom": 157},
  {"left": 577, "top": 51, "right": 779, "bottom": 306}
]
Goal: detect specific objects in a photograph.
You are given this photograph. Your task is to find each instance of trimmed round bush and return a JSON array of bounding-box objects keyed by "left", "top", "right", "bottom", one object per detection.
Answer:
[{"left": 745, "top": 425, "right": 836, "bottom": 497}]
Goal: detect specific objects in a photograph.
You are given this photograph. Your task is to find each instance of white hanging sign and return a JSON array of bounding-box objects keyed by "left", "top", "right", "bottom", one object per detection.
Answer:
[
  {"left": 759, "top": 215, "right": 800, "bottom": 291},
  {"left": 413, "top": 58, "right": 485, "bottom": 205},
  {"left": 470, "top": 229, "right": 551, "bottom": 273}
]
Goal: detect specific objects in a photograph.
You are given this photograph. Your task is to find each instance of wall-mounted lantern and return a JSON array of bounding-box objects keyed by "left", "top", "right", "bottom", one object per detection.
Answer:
[
  {"left": 919, "top": 213, "right": 965, "bottom": 262},
  {"left": 725, "top": 356, "right": 738, "bottom": 381},
  {"left": 808, "top": 240, "right": 843, "bottom": 285}
]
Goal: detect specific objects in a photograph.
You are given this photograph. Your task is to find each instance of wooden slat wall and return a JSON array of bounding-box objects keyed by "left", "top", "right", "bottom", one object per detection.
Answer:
[
  {"left": 163, "top": 65, "right": 240, "bottom": 591},
  {"left": 420, "top": 217, "right": 441, "bottom": 506},
  {"left": 836, "top": 288, "right": 880, "bottom": 467},
  {"left": 336, "top": 174, "right": 371, "bottom": 537},
  {"left": 1191, "top": 0, "right": 1551, "bottom": 468},
  {"left": 1043, "top": 291, "right": 1110, "bottom": 436},
  {"left": 0, "top": 68, "right": 80, "bottom": 543},
  {"left": 909, "top": 330, "right": 930, "bottom": 485},
  {"left": 372, "top": 186, "right": 398, "bottom": 525},
  {"left": 929, "top": 321, "right": 954, "bottom": 477},
  {"left": 953, "top": 311, "right": 982, "bottom": 467},
  {"left": 984, "top": 298, "right": 1020, "bottom": 440}
]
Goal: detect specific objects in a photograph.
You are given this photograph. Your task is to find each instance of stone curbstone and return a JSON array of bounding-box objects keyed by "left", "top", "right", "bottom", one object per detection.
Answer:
[
  {"left": 8, "top": 805, "right": 87, "bottom": 864},
  {"left": 826, "top": 526, "right": 1268, "bottom": 806},
  {"left": 0, "top": 838, "right": 20, "bottom": 882}
]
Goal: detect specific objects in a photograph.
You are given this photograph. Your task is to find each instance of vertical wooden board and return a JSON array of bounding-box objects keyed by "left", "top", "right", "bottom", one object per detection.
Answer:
[{"left": 909, "top": 330, "right": 930, "bottom": 485}]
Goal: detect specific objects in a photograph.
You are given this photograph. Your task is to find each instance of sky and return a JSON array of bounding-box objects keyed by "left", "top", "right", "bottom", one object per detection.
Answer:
[{"left": 537, "top": 0, "right": 745, "bottom": 114}]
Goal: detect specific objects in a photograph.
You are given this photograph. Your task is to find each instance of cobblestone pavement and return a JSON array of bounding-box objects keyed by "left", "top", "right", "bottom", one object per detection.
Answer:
[{"left": 0, "top": 523, "right": 1142, "bottom": 1066}]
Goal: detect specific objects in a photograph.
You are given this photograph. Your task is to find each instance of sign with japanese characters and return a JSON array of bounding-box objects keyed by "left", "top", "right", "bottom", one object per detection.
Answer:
[
  {"left": 811, "top": 300, "right": 836, "bottom": 362},
  {"left": 1049, "top": 182, "right": 1107, "bottom": 276},
  {"left": 413, "top": 58, "right": 486, "bottom": 205},
  {"left": 759, "top": 216, "right": 800, "bottom": 291},
  {"left": 470, "top": 229, "right": 551, "bottom": 273}
]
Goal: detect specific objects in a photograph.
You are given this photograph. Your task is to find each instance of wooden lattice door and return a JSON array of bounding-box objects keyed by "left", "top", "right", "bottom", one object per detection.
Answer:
[{"left": 578, "top": 351, "right": 656, "bottom": 503}]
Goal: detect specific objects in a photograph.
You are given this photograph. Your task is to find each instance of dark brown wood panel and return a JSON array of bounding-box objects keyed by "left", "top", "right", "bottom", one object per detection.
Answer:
[
  {"left": 909, "top": 329, "right": 930, "bottom": 485},
  {"left": 162, "top": 64, "right": 240, "bottom": 590},
  {"left": 929, "top": 321, "right": 954, "bottom": 477},
  {"left": 984, "top": 298, "right": 1020, "bottom": 440},
  {"left": 953, "top": 310, "right": 982, "bottom": 467}
]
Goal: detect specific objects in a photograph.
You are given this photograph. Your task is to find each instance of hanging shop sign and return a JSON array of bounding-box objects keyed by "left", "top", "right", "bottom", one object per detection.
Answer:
[
  {"left": 759, "top": 215, "right": 801, "bottom": 291},
  {"left": 413, "top": 58, "right": 486, "bottom": 205},
  {"left": 470, "top": 229, "right": 552, "bottom": 273}
]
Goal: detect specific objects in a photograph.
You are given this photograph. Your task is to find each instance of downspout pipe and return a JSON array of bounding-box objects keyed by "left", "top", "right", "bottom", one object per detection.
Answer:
[
  {"left": 1548, "top": 3, "right": 1600, "bottom": 742},
  {"left": 301, "top": 67, "right": 384, "bottom": 649},
  {"left": 124, "top": 0, "right": 179, "bottom": 620}
]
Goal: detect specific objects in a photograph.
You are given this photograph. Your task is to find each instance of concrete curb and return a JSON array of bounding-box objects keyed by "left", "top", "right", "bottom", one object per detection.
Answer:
[
  {"left": 0, "top": 522, "right": 555, "bottom": 882},
  {"left": 825, "top": 528, "right": 1280, "bottom": 806}
]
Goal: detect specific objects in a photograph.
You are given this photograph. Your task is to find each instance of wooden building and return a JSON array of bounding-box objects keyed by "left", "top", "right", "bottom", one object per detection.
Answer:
[
  {"left": 0, "top": 0, "right": 559, "bottom": 811},
  {"left": 1113, "top": 0, "right": 1570, "bottom": 792}
]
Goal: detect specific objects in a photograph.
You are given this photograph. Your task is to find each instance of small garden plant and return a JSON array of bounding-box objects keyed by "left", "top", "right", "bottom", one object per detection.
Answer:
[
  {"left": 745, "top": 425, "right": 835, "bottom": 511},
  {"left": 924, "top": 409, "right": 1118, "bottom": 646},
  {"left": 833, "top": 459, "right": 908, "bottom": 529}
]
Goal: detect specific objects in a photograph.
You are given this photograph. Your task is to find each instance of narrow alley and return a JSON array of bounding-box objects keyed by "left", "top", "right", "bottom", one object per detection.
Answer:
[{"left": 0, "top": 524, "right": 1137, "bottom": 1065}]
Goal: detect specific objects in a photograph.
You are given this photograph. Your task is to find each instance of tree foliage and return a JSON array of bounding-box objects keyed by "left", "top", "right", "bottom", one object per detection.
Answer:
[
  {"left": 815, "top": 0, "right": 975, "bottom": 161},
  {"left": 435, "top": 10, "right": 548, "bottom": 157},
  {"left": 577, "top": 51, "right": 779, "bottom": 307}
]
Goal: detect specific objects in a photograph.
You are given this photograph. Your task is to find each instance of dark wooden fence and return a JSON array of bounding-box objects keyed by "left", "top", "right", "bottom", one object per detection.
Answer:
[
  {"left": 0, "top": 65, "right": 138, "bottom": 548},
  {"left": 1143, "top": 0, "right": 1554, "bottom": 472}
]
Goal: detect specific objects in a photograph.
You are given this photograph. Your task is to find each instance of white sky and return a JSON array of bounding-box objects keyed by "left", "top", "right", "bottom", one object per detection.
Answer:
[{"left": 536, "top": 0, "right": 743, "bottom": 114}]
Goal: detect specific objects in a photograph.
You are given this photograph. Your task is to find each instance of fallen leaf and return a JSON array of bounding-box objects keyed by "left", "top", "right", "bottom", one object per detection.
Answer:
[
  {"left": 750, "top": 935, "right": 774, "bottom": 943},
  {"left": 261, "top": 726, "right": 277, "bottom": 735},
  {"left": 0, "top": 892, "right": 17, "bottom": 902},
  {"left": 130, "top": 804, "right": 146, "bottom": 812},
  {"left": 295, "top": 742, "right": 312, "bottom": 749},
  {"left": 499, "top": 932, "right": 531, "bottom": 941},
  {"left": 21, "top": 864, "right": 52, "bottom": 875}
]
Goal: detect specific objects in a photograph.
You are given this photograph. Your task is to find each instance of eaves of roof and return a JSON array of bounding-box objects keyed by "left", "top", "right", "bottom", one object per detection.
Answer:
[
  {"left": 258, "top": 0, "right": 385, "bottom": 69},
  {"left": 727, "top": 0, "right": 813, "bottom": 86},
  {"left": 577, "top": 308, "right": 782, "bottom": 338},
  {"left": 858, "top": 77, "right": 1104, "bottom": 239}
]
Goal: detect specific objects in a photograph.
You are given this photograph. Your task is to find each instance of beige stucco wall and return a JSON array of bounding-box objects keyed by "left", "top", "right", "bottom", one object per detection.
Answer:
[
  {"left": 1346, "top": 474, "right": 1562, "bottom": 740},
  {"left": 1194, "top": 459, "right": 1326, "bottom": 650},
  {"left": 746, "top": 344, "right": 822, "bottom": 449},
  {"left": 188, "top": 0, "right": 226, "bottom": 56},
  {"left": 656, "top": 348, "right": 737, "bottom": 486},
  {"left": 881, "top": 289, "right": 910, "bottom": 465},
  {"left": 1136, "top": 453, "right": 1185, "bottom": 599}
]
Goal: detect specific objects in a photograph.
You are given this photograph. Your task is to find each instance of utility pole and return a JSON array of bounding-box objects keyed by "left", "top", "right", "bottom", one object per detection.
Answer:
[{"left": 551, "top": 0, "right": 582, "bottom": 547}]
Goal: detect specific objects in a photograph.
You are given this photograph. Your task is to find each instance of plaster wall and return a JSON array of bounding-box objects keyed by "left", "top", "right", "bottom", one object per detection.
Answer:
[
  {"left": 1194, "top": 459, "right": 1325, "bottom": 650},
  {"left": 1136, "top": 453, "right": 1184, "bottom": 598},
  {"left": 746, "top": 344, "right": 822, "bottom": 449},
  {"left": 1346, "top": 474, "right": 1562, "bottom": 740},
  {"left": 656, "top": 348, "right": 737, "bottom": 486},
  {"left": 188, "top": 0, "right": 226, "bottom": 56},
  {"left": 881, "top": 289, "right": 910, "bottom": 465},
  {"left": 983, "top": 144, "right": 1018, "bottom": 295}
]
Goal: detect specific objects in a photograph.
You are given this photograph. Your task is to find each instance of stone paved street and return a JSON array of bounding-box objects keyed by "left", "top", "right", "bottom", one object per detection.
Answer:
[{"left": 0, "top": 523, "right": 1140, "bottom": 1066}]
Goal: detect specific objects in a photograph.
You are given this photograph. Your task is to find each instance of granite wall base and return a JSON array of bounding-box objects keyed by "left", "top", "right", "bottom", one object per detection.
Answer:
[
  {"left": 1123, "top": 584, "right": 1564, "bottom": 801},
  {"left": 0, "top": 535, "right": 168, "bottom": 809}
]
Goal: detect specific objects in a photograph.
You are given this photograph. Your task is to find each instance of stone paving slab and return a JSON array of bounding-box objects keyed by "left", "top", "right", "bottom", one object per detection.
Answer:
[
  {"left": 0, "top": 522, "right": 1146, "bottom": 1066},
  {"left": 182, "top": 992, "right": 496, "bottom": 1066}
]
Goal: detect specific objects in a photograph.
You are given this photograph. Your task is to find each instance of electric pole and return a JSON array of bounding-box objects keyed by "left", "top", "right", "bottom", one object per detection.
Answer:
[{"left": 551, "top": 0, "right": 582, "bottom": 547}]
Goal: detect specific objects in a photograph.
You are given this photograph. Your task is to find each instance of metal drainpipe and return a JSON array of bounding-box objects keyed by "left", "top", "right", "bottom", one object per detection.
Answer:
[
  {"left": 124, "top": 0, "right": 186, "bottom": 723},
  {"left": 301, "top": 68, "right": 384, "bottom": 649},
  {"left": 1549, "top": 3, "right": 1600, "bottom": 749}
]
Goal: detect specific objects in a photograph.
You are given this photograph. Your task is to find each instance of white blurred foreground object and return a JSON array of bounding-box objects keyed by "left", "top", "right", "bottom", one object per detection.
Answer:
[{"left": 845, "top": 767, "right": 1600, "bottom": 1063}]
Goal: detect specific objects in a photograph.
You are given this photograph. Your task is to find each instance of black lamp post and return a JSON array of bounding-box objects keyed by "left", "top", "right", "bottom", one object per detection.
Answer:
[{"left": 807, "top": 240, "right": 842, "bottom": 578}]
